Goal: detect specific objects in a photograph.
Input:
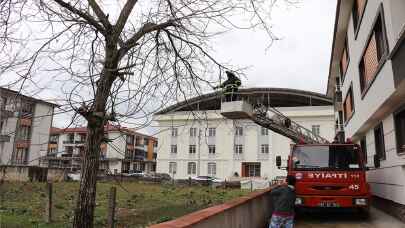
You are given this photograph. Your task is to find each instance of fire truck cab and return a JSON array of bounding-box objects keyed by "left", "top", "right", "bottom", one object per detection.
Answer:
[{"left": 276, "top": 143, "right": 371, "bottom": 213}]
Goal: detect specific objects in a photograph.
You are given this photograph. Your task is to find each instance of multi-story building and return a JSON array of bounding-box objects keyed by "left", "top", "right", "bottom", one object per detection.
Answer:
[
  {"left": 0, "top": 87, "right": 57, "bottom": 166},
  {"left": 40, "top": 125, "right": 158, "bottom": 174},
  {"left": 154, "top": 88, "right": 335, "bottom": 180},
  {"left": 327, "top": 0, "right": 405, "bottom": 219}
]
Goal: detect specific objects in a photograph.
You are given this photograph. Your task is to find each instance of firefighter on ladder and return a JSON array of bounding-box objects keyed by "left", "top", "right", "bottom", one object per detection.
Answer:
[{"left": 213, "top": 71, "right": 241, "bottom": 102}]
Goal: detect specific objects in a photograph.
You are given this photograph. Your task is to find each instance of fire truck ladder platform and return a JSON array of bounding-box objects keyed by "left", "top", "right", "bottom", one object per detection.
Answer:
[{"left": 220, "top": 100, "right": 329, "bottom": 144}]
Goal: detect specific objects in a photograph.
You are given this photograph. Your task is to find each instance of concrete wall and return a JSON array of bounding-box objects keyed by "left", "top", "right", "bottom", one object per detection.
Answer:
[
  {"left": 334, "top": 0, "right": 405, "bottom": 206},
  {"left": 149, "top": 188, "right": 273, "bottom": 228},
  {"left": 0, "top": 165, "right": 65, "bottom": 182},
  {"left": 29, "top": 103, "right": 54, "bottom": 166},
  {"left": 0, "top": 116, "right": 18, "bottom": 165},
  {"left": 155, "top": 106, "right": 334, "bottom": 180}
]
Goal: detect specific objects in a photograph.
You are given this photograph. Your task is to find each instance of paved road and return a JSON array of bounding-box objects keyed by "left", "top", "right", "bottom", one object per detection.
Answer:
[{"left": 295, "top": 207, "right": 405, "bottom": 228}]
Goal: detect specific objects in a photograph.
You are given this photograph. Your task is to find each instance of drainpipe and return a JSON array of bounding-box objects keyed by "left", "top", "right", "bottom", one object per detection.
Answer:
[{"left": 197, "top": 129, "right": 201, "bottom": 176}]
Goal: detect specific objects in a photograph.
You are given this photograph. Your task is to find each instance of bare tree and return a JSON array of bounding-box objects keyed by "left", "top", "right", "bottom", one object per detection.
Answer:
[{"left": 0, "top": 0, "right": 291, "bottom": 227}]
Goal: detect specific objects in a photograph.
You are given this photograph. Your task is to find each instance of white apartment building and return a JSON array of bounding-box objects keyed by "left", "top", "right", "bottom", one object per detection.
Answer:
[
  {"left": 40, "top": 125, "right": 158, "bottom": 174},
  {"left": 328, "top": 0, "right": 405, "bottom": 220},
  {"left": 154, "top": 88, "right": 335, "bottom": 180},
  {"left": 0, "top": 88, "right": 56, "bottom": 166}
]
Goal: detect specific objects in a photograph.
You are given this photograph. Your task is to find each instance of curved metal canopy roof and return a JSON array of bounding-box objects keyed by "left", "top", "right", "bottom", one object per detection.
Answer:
[{"left": 156, "top": 87, "right": 332, "bottom": 115}]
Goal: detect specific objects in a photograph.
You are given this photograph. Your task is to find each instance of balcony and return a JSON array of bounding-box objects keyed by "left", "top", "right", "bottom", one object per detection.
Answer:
[
  {"left": 1, "top": 109, "right": 14, "bottom": 119},
  {"left": 16, "top": 140, "right": 30, "bottom": 148},
  {"left": 0, "top": 134, "right": 10, "bottom": 142},
  {"left": 20, "top": 118, "right": 32, "bottom": 127}
]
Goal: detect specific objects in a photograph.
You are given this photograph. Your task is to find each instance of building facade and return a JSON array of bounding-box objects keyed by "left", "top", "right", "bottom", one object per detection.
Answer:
[
  {"left": 154, "top": 88, "right": 335, "bottom": 180},
  {"left": 0, "top": 88, "right": 56, "bottom": 166},
  {"left": 327, "top": 0, "right": 405, "bottom": 218},
  {"left": 40, "top": 125, "right": 157, "bottom": 174}
]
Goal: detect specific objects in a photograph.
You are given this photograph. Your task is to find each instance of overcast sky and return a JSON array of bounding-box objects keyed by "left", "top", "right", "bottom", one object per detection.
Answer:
[
  {"left": 212, "top": 0, "right": 337, "bottom": 94},
  {"left": 1, "top": 0, "right": 338, "bottom": 131}
]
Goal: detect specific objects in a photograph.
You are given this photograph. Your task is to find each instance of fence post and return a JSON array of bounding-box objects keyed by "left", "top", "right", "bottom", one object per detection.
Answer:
[
  {"left": 45, "top": 182, "right": 52, "bottom": 223},
  {"left": 107, "top": 186, "right": 117, "bottom": 228}
]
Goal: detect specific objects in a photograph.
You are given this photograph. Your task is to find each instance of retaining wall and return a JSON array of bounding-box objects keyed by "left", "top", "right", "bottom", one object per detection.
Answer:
[{"left": 150, "top": 188, "right": 273, "bottom": 228}]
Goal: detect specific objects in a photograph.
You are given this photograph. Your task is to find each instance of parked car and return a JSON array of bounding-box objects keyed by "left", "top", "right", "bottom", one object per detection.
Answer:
[
  {"left": 191, "top": 176, "right": 223, "bottom": 183},
  {"left": 67, "top": 172, "right": 81, "bottom": 181},
  {"left": 149, "top": 173, "right": 171, "bottom": 180},
  {"left": 126, "top": 170, "right": 146, "bottom": 177}
]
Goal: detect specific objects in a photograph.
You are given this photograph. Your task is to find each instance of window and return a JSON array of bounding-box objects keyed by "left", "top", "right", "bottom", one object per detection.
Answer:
[
  {"left": 171, "top": 128, "right": 178, "bottom": 137},
  {"left": 394, "top": 108, "right": 405, "bottom": 154},
  {"left": 359, "top": 10, "right": 388, "bottom": 94},
  {"left": 170, "top": 145, "right": 177, "bottom": 154},
  {"left": 235, "top": 127, "right": 243, "bottom": 136},
  {"left": 208, "top": 163, "right": 216, "bottom": 176},
  {"left": 65, "top": 146, "right": 74, "bottom": 155},
  {"left": 242, "top": 163, "right": 261, "bottom": 177},
  {"left": 352, "top": 0, "right": 366, "bottom": 32},
  {"left": 234, "top": 144, "right": 243, "bottom": 154},
  {"left": 261, "top": 127, "right": 268, "bottom": 136},
  {"left": 187, "top": 162, "right": 196, "bottom": 175},
  {"left": 135, "top": 136, "right": 142, "bottom": 146},
  {"left": 68, "top": 133, "right": 74, "bottom": 142},
  {"left": 343, "top": 86, "right": 355, "bottom": 122},
  {"left": 312, "top": 125, "right": 321, "bottom": 136},
  {"left": 190, "top": 128, "right": 197, "bottom": 137},
  {"left": 261, "top": 144, "right": 269, "bottom": 154},
  {"left": 48, "top": 147, "right": 57, "bottom": 155},
  {"left": 340, "top": 38, "right": 349, "bottom": 81},
  {"left": 208, "top": 128, "right": 216, "bottom": 137},
  {"left": 374, "top": 123, "right": 386, "bottom": 160},
  {"left": 17, "top": 126, "right": 31, "bottom": 140},
  {"left": 13, "top": 148, "right": 28, "bottom": 164},
  {"left": 126, "top": 135, "right": 134, "bottom": 144},
  {"left": 189, "top": 145, "right": 196, "bottom": 154},
  {"left": 144, "top": 138, "right": 149, "bottom": 145},
  {"left": 208, "top": 145, "right": 216, "bottom": 154},
  {"left": 360, "top": 137, "right": 367, "bottom": 163},
  {"left": 169, "top": 162, "right": 177, "bottom": 174}
]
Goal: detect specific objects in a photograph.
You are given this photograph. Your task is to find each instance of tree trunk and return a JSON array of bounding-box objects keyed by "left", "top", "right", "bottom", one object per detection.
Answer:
[
  {"left": 73, "top": 123, "right": 104, "bottom": 228},
  {"left": 72, "top": 38, "right": 119, "bottom": 228}
]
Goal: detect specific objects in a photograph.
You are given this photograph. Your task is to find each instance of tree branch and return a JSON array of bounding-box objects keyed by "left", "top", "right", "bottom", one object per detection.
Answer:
[
  {"left": 52, "top": 0, "right": 106, "bottom": 35},
  {"left": 118, "top": 20, "right": 176, "bottom": 58},
  {"left": 114, "top": 0, "right": 138, "bottom": 38},
  {"left": 87, "top": 0, "right": 112, "bottom": 30}
]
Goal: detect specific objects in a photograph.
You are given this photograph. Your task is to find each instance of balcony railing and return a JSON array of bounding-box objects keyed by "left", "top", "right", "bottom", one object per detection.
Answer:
[
  {"left": 1, "top": 109, "right": 14, "bottom": 119},
  {"left": 0, "top": 135, "right": 10, "bottom": 142}
]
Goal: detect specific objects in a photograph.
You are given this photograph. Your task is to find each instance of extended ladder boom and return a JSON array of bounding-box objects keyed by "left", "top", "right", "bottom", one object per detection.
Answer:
[{"left": 221, "top": 100, "right": 329, "bottom": 144}]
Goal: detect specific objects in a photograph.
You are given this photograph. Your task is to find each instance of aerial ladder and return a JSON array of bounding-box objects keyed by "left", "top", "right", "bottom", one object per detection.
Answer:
[{"left": 220, "top": 99, "right": 329, "bottom": 144}]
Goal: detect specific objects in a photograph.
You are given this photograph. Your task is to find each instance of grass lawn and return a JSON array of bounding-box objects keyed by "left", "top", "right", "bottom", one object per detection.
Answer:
[{"left": 0, "top": 181, "right": 248, "bottom": 227}]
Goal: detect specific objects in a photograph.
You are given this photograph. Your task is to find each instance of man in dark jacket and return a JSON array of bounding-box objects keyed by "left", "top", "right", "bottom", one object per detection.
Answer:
[
  {"left": 269, "top": 175, "right": 296, "bottom": 228},
  {"left": 213, "top": 71, "right": 241, "bottom": 102}
]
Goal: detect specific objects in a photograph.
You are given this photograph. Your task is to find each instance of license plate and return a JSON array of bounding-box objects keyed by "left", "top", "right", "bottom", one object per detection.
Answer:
[{"left": 319, "top": 202, "right": 339, "bottom": 207}]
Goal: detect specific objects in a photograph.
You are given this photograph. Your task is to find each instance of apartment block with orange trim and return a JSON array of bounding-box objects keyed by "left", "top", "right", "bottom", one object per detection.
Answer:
[
  {"left": 0, "top": 87, "right": 57, "bottom": 166},
  {"left": 40, "top": 125, "right": 158, "bottom": 174},
  {"left": 328, "top": 0, "right": 405, "bottom": 220}
]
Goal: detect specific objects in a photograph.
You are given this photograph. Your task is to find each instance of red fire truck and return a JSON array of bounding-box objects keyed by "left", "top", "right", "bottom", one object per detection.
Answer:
[
  {"left": 276, "top": 143, "right": 371, "bottom": 214},
  {"left": 220, "top": 99, "right": 372, "bottom": 215}
]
